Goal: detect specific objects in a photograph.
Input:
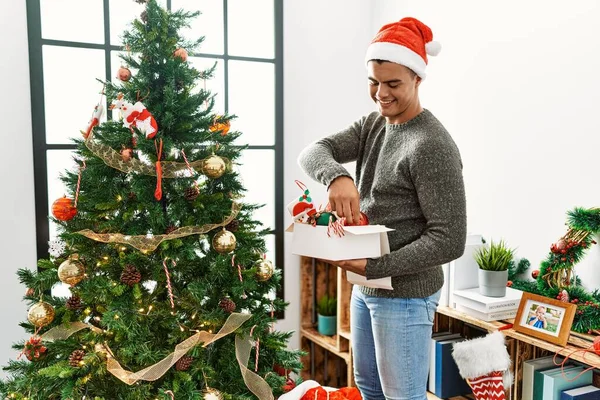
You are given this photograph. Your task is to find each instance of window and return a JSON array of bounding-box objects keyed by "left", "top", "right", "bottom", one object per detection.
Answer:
[{"left": 26, "top": 0, "right": 284, "bottom": 300}]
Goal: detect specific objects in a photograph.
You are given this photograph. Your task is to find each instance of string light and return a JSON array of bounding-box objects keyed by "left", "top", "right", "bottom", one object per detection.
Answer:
[
  {"left": 102, "top": 256, "right": 109, "bottom": 261},
  {"left": 116, "top": 195, "right": 122, "bottom": 201},
  {"left": 113, "top": 314, "right": 120, "bottom": 320},
  {"left": 138, "top": 308, "right": 145, "bottom": 313}
]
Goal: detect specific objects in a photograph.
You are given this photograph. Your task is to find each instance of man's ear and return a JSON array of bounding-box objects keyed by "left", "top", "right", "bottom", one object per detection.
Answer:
[{"left": 415, "top": 76, "right": 422, "bottom": 88}]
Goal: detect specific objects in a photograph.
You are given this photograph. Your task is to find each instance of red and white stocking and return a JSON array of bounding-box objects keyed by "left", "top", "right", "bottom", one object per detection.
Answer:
[
  {"left": 467, "top": 371, "right": 507, "bottom": 400},
  {"left": 452, "top": 331, "right": 513, "bottom": 400}
]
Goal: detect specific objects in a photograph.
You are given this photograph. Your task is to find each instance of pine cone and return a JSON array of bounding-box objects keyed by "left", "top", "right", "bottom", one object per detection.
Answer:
[
  {"left": 134, "top": 0, "right": 148, "bottom": 3},
  {"left": 66, "top": 295, "right": 82, "bottom": 310},
  {"left": 175, "top": 355, "right": 194, "bottom": 371},
  {"left": 69, "top": 350, "right": 86, "bottom": 367},
  {"left": 120, "top": 265, "right": 142, "bottom": 286},
  {"left": 165, "top": 225, "right": 177, "bottom": 234},
  {"left": 140, "top": 10, "right": 148, "bottom": 22},
  {"left": 184, "top": 187, "right": 199, "bottom": 201},
  {"left": 225, "top": 220, "right": 239, "bottom": 233},
  {"left": 219, "top": 298, "right": 236, "bottom": 313}
]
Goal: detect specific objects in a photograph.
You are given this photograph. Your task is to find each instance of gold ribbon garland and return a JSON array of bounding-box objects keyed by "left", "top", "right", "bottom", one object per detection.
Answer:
[
  {"left": 84, "top": 133, "right": 230, "bottom": 178},
  {"left": 75, "top": 202, "right": 241, "bottom": 252},
  {"left": 39, "top": 313, "right": 273, "bottom": 399},
  {"left": 235, "top": 335, "right": 275, "bottom": 400}
]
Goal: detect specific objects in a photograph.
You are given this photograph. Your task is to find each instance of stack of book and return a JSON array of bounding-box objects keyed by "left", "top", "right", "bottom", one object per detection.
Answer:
[
  {"left": 428, "top": 331, "right": 473, "bottom": 398},
  {"left": 453, "top": 286, "right": 523, "bottom": 322}
]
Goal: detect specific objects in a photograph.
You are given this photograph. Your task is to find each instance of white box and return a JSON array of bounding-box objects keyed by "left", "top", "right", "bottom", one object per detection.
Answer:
[
  {"left": 286, "top": 222, "right": 394, "bottom": 289},
  {"left": 286, "top": 222, "right": 393, "bottom": 261}
]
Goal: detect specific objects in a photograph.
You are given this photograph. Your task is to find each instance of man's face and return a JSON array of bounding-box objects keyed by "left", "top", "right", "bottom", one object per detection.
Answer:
[{"left": 367, "top": 61, "right": 421, "bottom": 124}]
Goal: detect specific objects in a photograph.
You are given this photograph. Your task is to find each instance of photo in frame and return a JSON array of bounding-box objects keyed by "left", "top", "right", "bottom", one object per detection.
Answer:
[{"left": 513, "top": 292, "right": 576, "bottom": 347}]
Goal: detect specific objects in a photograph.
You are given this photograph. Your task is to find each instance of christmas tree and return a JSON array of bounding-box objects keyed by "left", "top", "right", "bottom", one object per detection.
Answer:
[{"left": 1, "top": 1, "right": 302, "bottom": 399}]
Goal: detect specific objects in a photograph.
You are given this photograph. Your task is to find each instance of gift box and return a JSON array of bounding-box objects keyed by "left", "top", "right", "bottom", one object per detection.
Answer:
[
  {"left": 286, "top": 222, "right": 392, "bottom": 261},
  {"left": 286, "top": 181, "right": 393, "bottom": 289},
  {"left": 286, "top": 222, "right": 394, "bottom": 290}
]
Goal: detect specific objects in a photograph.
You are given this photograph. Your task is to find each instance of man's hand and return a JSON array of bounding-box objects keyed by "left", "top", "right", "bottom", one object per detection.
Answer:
[
  {"left": 319, "top": 258, "right": 367, "bottom": 276},
  {"left": 328, "top": 176, "right": 360, "bottom": 225}
]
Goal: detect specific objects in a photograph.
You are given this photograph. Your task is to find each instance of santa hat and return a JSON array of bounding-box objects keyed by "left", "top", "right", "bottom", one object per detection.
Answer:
[{"left": 365, "top": 17, "right": 441, "bottom": 79}]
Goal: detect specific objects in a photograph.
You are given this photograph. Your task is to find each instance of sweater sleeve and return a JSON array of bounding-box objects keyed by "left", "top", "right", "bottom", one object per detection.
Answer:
[
  {"left": 297, "top": 117, "right": 364, "bottom": 187},
  {"left": 365, "top": 137, "right": 467, "bottom": 279}
]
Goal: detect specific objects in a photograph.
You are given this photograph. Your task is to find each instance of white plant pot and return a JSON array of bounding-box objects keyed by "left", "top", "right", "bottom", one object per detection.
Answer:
[{"left": 478, "top": 269, "right": 508, "bottom": 297}]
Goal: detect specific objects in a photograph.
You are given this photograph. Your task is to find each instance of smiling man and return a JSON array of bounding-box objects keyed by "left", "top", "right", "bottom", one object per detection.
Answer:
[{"left": 298, "top": 18, "right": 467, "bottom": 400}]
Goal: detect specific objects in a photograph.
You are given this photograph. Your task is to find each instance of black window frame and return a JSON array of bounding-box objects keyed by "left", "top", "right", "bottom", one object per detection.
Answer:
[{"left": 26, "top": 0, "right": 285, "bottom": 313}]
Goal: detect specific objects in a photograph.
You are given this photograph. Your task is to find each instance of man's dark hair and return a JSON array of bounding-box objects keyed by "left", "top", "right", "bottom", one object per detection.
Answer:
[{"left": 370, "top": 59, "right": 417, "bottom": 79}]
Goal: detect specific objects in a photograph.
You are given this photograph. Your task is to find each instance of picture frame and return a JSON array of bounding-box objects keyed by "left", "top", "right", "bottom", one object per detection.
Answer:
[{"left": 513, "top": 292, "right": 576, "bottom": 347}]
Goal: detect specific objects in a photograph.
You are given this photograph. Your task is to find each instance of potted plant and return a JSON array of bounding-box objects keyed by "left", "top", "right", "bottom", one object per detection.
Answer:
[
  {"left": 317, "top": 294, "right": 337, "bottom": 336},
  {"left": 475, "top": 240, "right": 514, "bottom": 297}
]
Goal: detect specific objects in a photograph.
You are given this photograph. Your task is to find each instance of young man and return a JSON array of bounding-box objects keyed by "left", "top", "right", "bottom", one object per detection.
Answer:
[{"left": 298, "top": 18, "right": 467, "bottom": 399}]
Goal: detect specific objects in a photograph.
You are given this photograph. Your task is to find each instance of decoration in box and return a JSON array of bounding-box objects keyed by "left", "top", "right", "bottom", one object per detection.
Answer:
[{"left": 287, "top": 180, "right": 370, "bottom": 237}]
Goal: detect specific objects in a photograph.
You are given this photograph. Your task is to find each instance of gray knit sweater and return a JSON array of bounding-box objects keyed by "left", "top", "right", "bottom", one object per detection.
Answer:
[{"left": 298, "top": 109, "right": 467, "bottom": 298}]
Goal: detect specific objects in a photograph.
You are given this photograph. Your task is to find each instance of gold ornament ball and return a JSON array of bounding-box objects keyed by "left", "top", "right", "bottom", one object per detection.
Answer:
[
  {"left": 58, "top": 258, "right": 86, "bottom": 286},
  {"left": 212, "top": 228, "right": 237, "bottom": 254},
  {"left": 203, "top": 388, "right": 223, "bottom": 400},
  {"left": 27, "top": 301, "right": 56, "bottom": 327},
  {"left": 255, "top": 259, "right": 274, "bottom": 281},
  {"left": 202, "top": 155, "right": 226, "bottom": 179}
]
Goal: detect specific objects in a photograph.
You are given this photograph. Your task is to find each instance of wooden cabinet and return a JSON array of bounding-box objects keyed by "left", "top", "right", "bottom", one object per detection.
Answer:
[{"left": 299, "top": 257, "right": 353, "bottom": 387}]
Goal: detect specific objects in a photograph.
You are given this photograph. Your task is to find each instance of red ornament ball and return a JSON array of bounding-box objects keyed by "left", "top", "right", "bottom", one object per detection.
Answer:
[
  {"left": 52, "top": 196, "right": 77, "bottom": 221},
  {"left": 173, "top": 48, "right": 188, "bottom": 62},
  {"left": 283, "top": 377, "right": 296, "bottom": 393},
  {"left": 556, "top": 239, "right": 567, "bottom": 251},
  {"left": 531, "top": 269, "right": 540, "bottom": 279},
  {"left": 506, "top": 280, "right": 513, "bottom": 287},
  {"left": 120, "top": 148, "right": 133, "bottom": 162},
  {"left": 117, "top": 66, "right": 131, "bottom": 82},
  {"left": 345, "top": 212, "right": 370, "bottom": 226}
]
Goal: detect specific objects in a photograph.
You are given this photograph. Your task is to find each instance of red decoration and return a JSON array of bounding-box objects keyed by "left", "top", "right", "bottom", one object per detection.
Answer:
[
  {"left": 345, "top": 212, "right": 370, "bottom": 226},
  {"left": 120, "top": 147, "right": 133, "bottom": 162},
  {"left": 273, "top": 364, "right": 287, "bottom": 376},
  {"left": 531, "top": 269, "right": 539, "bottom": 279},
  {"left": 117, "top": 66, "right": 131, "bottom": 82},
  {"left": 209, "top": 118, "right": 231, "bottom": 136},
  {"left": 22, "top": 336, "right": 47, "bottom": 361},
  {"left": 594, "top": 336, "right": 600, "bottom": 355},
  {"left": 52, "top": 196, "right": 77, "bottom": 221},
  {"left": 283, "top": 377, "right": 296, "bottom": 393},
  {"left": 173, "top": 48, "right": 188, "bottom": 62},
  {"left": 506, "top": 280, "right": 513, "bottom": 287},
  {"left": 300, "top": 386, "right": 362, "bottom": 400},
  {"left": 559, "top": 289, "right": 570, "bottom": 303}
]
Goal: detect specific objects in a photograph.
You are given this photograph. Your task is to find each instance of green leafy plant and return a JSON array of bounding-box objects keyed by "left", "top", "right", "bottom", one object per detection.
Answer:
[
  {"left": 317, "top": 294, "right": 337, "bottom": 316},
  {"left": 475, "top": 240, "right": 515, "bottom": 271}
]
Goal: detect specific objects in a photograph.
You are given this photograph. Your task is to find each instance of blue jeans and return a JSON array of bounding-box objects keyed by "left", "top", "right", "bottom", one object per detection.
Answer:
[{"left": 351, "top": 286, "right": 441, "bottom": 400}]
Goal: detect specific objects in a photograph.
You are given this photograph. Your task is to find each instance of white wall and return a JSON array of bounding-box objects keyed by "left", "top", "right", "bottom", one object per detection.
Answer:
[
  {"left": 278, "top": 0, "right": 375, "bottom": 349},
  {"left": 370, "top": 0, "right": 600, "bottom": 288},
  {"left": 0, "top": 1, "right": 36, "bottom": 377}
]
